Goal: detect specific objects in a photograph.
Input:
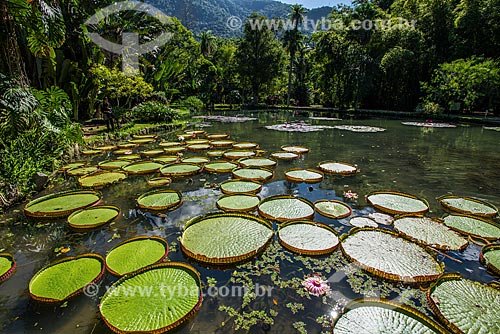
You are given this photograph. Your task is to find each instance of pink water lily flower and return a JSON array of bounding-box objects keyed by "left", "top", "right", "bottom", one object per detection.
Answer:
[
  {"left": 302, "top": 276, "right": 331, "bottom": 297},
  {"left": 343, "top": 190, "right": 358, "bottom": 200}
]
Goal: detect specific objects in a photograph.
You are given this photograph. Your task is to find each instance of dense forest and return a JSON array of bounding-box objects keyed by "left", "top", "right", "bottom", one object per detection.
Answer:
[{"left": 0, "top": 0, "right": 499, "bottom": 201}]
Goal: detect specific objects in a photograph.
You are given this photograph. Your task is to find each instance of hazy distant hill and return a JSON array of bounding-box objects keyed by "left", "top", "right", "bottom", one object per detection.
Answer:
[{"left": 149, "top": 0, "right": 333, "bottom": 36}]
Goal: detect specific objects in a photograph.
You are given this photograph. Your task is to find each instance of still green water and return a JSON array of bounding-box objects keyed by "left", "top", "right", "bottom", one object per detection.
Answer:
[{"left": 0, "top": 113, "right": 499, "bottom": 333}]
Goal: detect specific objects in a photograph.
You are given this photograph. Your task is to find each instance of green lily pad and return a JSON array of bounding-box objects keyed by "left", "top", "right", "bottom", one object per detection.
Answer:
[
  {"left": 239, "top": 157, "right": 278, "bottom": 169},
  {"left": 141, "top": 149, "right": 164, "bottom": 157},
  {"left": 366, "top": 191, "right": 429, "bottom": 215},
  {"left": 152, "top": 155, "right": 179, "bottom": 164},
  {"left": 427, "top": 274, "right": 500, "bottom": 334},
  {"left": 117, "top": 143, "right": 137, "bottom": 149},
  {"left": 233, "top": 142, "right": 259, "bottom": 149},
  {"left": 160, "top": 163, "right": 202, "bottom": 177},
  {"left": 480, "top": 244, "right": 500, "bottom": 277},
  {"left": 24, "top": 190, "right": 102, "bottom": 218},
  {"left": 270, "top": 151, "right": 299, "bottom": 160},
  {"left": 210, "top": 140, "right": 235, "bottom": 148},
  {"left": 59, "top": 162, "right": 86, "bottom": 171},
  {"left": 207, "top": 150, "right": 226, "bottom": 157},
  {"left": 318, "top": 161, "right": 358, "bottom": 175},
  {"left": 67, "top": 205, "right": 120, "bottom": 230},
  {"left": 137, "top": 190, "right": 182, "bottom": 211},
  {"left": 281, "top": 145, "right": 309, "bottom": 154},
  {"left": 147, "top": 176, "right": 172, "bottom": 187},
  {"left": 220, "top": 180, "right": 262, "bottom": 195},
  {"left": 122, "top": 161, "right": 164, "bottom": 175},
  {"left": 187, "top": 143, "right": 211, "bottom": 151},
  {"left": 128, "top": 138, "right": 155, "bottom": 144},
  {"left": 207, "top": 133, "right": 230, "bottom": 140},
  {"left": 223, "top": 150, "right": 256, "bottom": 160},
  {"left": 181, "top": 213, "right": 273, "bottom": 264},
  {"left": 216, "top": 194, "right": 260, "bottom": 212},
  {"left": 117, "top": 154, "right": 141, "bottom": 161},
  {"left": 349, "top": 217, "right": 378, "bottom": 228},
  {"left": 114, "top": 149, "right": 133, "bottom": 155},
  {"left": 204, "top": 160, "right": 238, "bottom": 173},
  {"left": 132, "top": 134, "right": 157, "bottom": 139},
  {"left": 100, "top": 262, "right": 202, "bottom": 333},
  {"left": 394, "top": 216, "right": 468, "bottom": 250},
  {"left": 78, "top": 171, "right": 127, "bottom": 188},
  {"left": 278, "top": 221, "right": 339, "bottom": 255},
  {"left": 333, "top": 298, "right": 449, "bottom": 334},
  {"left": 232, "top": 167, "right": 274, "bottom": 182},
  {"left": 163, "top": 146, "right": 186, "bottom": 154},
  {"left": 314, "top": 200, "right": 352, "bottom": 219},
  {"left": 29, "top": 254, "right": 105, "bottom": 302},
  {"left": 340, "top": 228, "right": 444, "bottom": 282},
  {"left": 258, "top": 195, "right": 315, "bottom": 222},
  {"left": 185, "top": 130, "right": 206, "bottom": 136},
  {"left": 98, "top": 160, "right": 130, "bottom": 170},
  {"left": 96, "top": 145, "right": 117, "bottom": 151},
  {"left": 0, "top": 253, "right": 16, "bottom": 284},
  {"left": 185, "top": 139, "right": 209, "bottom": 145},
  {"left": 159, "top": 141, "right": 183, "bottom": 148},
  {"left": 178, "top": 133, "right": 194, "bottom": 140},
  {"left": 181, "top": 156, "right": 210, "bottom": 164},
  {"left": 442, "top": 214, "right": 500, "bottom": 240},
  {"left": 106, "top": 236, "right": 169, "bottom": 276},
  {"left": 66, "top": 166, "right": 98, "bottom": 176},
  {"left": 285, "top": 168, "right": 324, "bottom": 183},
  {"left": 438, "top": 195, "right": 498, "bottom": 217}
]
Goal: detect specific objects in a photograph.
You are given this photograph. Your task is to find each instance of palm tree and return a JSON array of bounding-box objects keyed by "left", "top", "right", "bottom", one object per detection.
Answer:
[{"left": 199, "top": 30, "right": 216, "bottom": 58}]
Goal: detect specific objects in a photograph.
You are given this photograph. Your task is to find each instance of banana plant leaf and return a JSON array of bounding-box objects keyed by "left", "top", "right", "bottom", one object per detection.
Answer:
[
  {"left": 394, "top": 217, "right": 468, "bottom": 251},
  {"left": 314, "top": 200, "right": 352, "bottom": 219},
  {"left": 160, "top": 163, "right": 202, "bottom": 177},
  {"left": 216, "top": 194, "right": 260, "bottom": 212},
  {"left": 147, "top": 177, "right": 172, "bottom": 187},
  {"left": 141, "top": 149, "right": 164, "bottom": 157},
  {"left": 78, "top": 171, "right": 127, "bottom": 188},
  {"left": 442, "top": 214, "right": 500, "bottom": 240},
  {"left": 122, "top": 161, "right": 164, "bottom": 175},
  {"left": 340, "top": 228, "right": 444, "bottom": 283},
  {"left": 105, "top": 236, "right": 169, "bottom": 276},
  {"left": 159, "top": 141, "right": 183, "bottom": 148},
  {"left": 278, "top": 221, "right": 339, "bottom": 255},
  {"left": 349, "top": 217, "right": 378, "bottom": 228},
  {"left": 204, "top": 160, "right": 238, "bottom": 173},
  {"left": 333, "top": 298, "right": 449, "bottom": 334},
  {"left": 0, "top": 253, "right": 16, "bottom": 284},
  {"left": 281, "top": 145, "right": 309, "bottom": 154},
  {"left": 480, "top": 244, "right": 500, "bottom": 277},
  {"left": 210, "top": 140, "right": 235, "bottom": 148},
  {"left": 181, "top": 213, "right": 273, "bottom": 264},
  {"left": 220, "top": 180, "right": 262, "bottom": 195},
  {"left": 223, "top": 150, "right": 256, "bottom": 160},
  {"left": 258, "top": 195, "right": 315, "bottom": 222},
  {"left": 270, "top": 151, "right": 299, "bottom": 160},
  {"left": 285, "top": 168, "right": 324, "bottom": 183},
  {"left": 366, "top": 191, "right": 429, "bottom": 215},
  {"left": 317, "top": 161, "right": 358, "bottom": 175},
  {"left": 427, "top": 273, "right": 500, "bottom": 334},
  {"left": 99, "top": 262, "right": 202, "bottom": 333},
  {"left": 163, "top": 146, "right": 186, "bottom": 154},
  {"left": 438, "top": 195, "right": 498, "bottom": 218},
  {"left": 67, "top": 205, "right": 120, "bottom": 230},
  {"left": 137, "top": 190, "right": 182, "bottom": 211},
  {"left": 152, "top": 155, "right": 179, "bottom": 164},
  {"left": 98, "top": 160, "right": 130, "bottom": 170},
  {"left": 59, "top": 162, "right": 86, "bottom": 171},
  {"left": 66, "top": 166, "right": 99, "bottom": 176},
  {"left": 187, "top": 143, "right": 211, "bottom": 151},
  {"left": 24, "top": 190, "right": 102, "bottom": 218},
  {"left": 117, "top": 154, "right": 141, "bottom": 161},
  {"left": 207, "top": 133, "right": 230, "bottom": 140},
  {"left": 233, "top": 142, "right": 259, "bottom": 149},
  {"left": 181, "top": 156, "right": 210, "bottom": 164},
  {"left": 232, "top": 167, "right": 274, "bottom": 182},
  {"left": 238, "top": 157, "right": 278, "bottom": 169},
  {"left": 96, "top": 145, "right": 117, "bottom": 151},
  {"left": 29, "top": 254, "right": 105, "bottom": 302}
]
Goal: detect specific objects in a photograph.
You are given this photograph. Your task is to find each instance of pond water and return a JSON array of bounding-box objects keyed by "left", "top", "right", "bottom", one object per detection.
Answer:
[{"left": 1, "top": 113, "right": 499, "bottom": 334}]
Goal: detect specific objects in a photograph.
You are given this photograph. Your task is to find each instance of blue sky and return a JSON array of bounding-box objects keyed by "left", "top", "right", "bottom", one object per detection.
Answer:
[{"left": 279, "top": 0, "right": 348, "bottom": 8}]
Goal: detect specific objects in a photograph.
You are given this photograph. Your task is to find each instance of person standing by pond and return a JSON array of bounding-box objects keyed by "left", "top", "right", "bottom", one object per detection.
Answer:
[{"left": 102, "top": 97, "right": 115, "bottom": 132}]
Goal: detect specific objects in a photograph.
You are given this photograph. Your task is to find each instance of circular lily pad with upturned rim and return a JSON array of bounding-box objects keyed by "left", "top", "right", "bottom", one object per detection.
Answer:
[
  {"left": 207, "top": 133, "right": 230, "bottom": 140},
  {"left": 216, "top": 194, "right": 260, "bottom": 212},
  {"left": 258, "top": 195, "right": 315, "bottom": 222},
  {"left": 137, "top": 190, "right": 182, "bottom": 211},
  {"left": 181, "top": 156, "right": 210, "bottom": 165},
  {"left": 159, "top": 141, "right": 183, "bottom": 148},
  {"left": 314, "top": 200, "right": 352, "bottom": 219},
  {"left": 210, "top": 140, "right": 234, "bottom": 148},
  {"left": 132, "top": 134, "right": 157, "bottom": 139},
  {"left": 147, "top": 176, "right": 172, "bottom": 187},
  {"left": 480, "top": 244, "right": 500, "bottom": 277},
  {"left": 185, "top": 130, "right": 206, "bottom": 136},
  {"left": 24, "top": 190, "right": 102, "bottom": 219},
  {"left": 128, "top": 138, "right": 155, "bottom": 144},
  {"left": 160, "top": 163, "right": 202, "bottom": 177},
  {"left": 117, "top": 154, "right": 141, "bottom": 161},
  {"left": 281, "top": 145, "right": 309, "bottom": 155},
  {"left": 187, "top": 143, "right": 211, "bottom": 151},
  {"left": 140, "top": 149, "right": 164, "bottom": 157},
  {"left": 180, "top": 213, "right": 273, "bottom": 264},
  {"left": 232, "top": 167, "right": 274, "bottom": 182},
  {"left": 317, "top": 161, "right": 358, "bottom": 175},
  {"left": 278, "top": 221, "right": 339, "bottom": 255},
  {"left": 442, "top": 214, "right": 500, "bottom": 240},
  {"left": 59, "top": 162, "right": 86, "bottom": 171},
  {"left": 178, "top": 133, "right": 194, "bottom": 140},
  {"left": 340, "top": 228, "right": 444, "bottom": 283},
  {"left": 220, "top": 180, "right": 262, "bottom": 195},
  {"left": 99, "top": 262, "right": 202, "bottom": 334},
  {"left": 204, "top": 160, "right": 238, "bottom": 173},
  {"left": 163, "top": 146, "right": 186, "bottom": 154},
  {"left": 114, "top": 149, "right": 133, "bottom": 155},
  {"left": 122, "top": 160, "right": 164, "bottom": 175},
  {"left": 105, "top": 236, "right": 169, "bottom": 276},
  {"left": 333, "top": 298, "right": 449, "bottom": 334},
  {"left": 366, "top": 191, "right": 429, "bottom": 216},
  {"left": 29, "top": 253, "right": 105, "bottom": 302},
  {"left": 438, "top": 195, "right": 498, "bottom": 218},
  {"left": 349, "top": 217, "right": 378, "bottom": 228},
  {"left": 270, "top": 151, "right": 299, "bottom": 160},
  {"left": 285, "top": 168, "right": 324, "bottom": 183},
  {"left": 96, "top": 145, "right": 117, "bottom": 151},
  {"left": 98, "top": 160, "right": 130, "bottom": 170},
  {"left": 117, "top": 143, "right": 137, "bottom": 149},
  {"left": 239, "top": 157, "right": 277, "bottom": 169},
  {"left": 186, "top": 139, "right": 209, "bottom": 146},
  {"left": 223, "top": 150, "right": 256, "bottom": 160},
  {"left": 152, "top": 155, "right": 178, "bottom": 164},
  {"left": 233, "top": 142, "right": 259, "bottom": 150},
  {"left": 427, "top": 273, "right": 500, "bottom": 334},
  {"left": 0, "top": 253, "right": 16, "bottom": 284},
  {"left": 207, "top": 150, "right": 225, "bottom": 157},
  {"left": 68, "top": 205, "right": 120, "bottom": 230},
  {"left": 78, "top": 171, "right": 127, "bottom": 188},
  {"left": 66, "top": 166, "right": 98, "bottom": 176}
]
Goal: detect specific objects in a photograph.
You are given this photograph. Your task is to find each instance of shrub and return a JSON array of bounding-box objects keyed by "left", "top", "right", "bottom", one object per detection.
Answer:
[
  {"left": 180, "top": 96, "right": 205, "bottom": 113},
  {"left": 131, "top": 101, "right": 178, "bottom": 123},
  {"left": 416, "top": 101, "right": 444, "bottom": 115}
]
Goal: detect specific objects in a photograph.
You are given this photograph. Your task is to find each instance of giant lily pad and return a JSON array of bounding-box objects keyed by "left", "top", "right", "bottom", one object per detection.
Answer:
[
  {"left": 314, "top": 200, "right": 352, "bottom": 219},
  {"left": 185, "top": 130, "right": 206, "bottom": 136},
  {"left": 66, "top": 166, "right": 98, "bottom": 176},
  {"left": 160, "top": 163, "right": 202, "bottom": 177},
  {"left": 402, "top": 122, "right": 456, "bottom": 128},
  {"left": 480, "top": 244, "right": 500, "bottom": 277},
  {"left": 0, "top": 253, "right": 16, "bottom": 284},
  {"left": 186, "top": 139, "right": 209, "bottom": 145},
  {"left": 181, "top": 213, "right": 273, "bottom": 264},
  {"left": 192, "top": 115, "right": 256, "bottom": 122},
  {"left": 210, "top": 140, "right": 235, "bottom": 148},
  {"left": 239, "top": 157, "right": 277, "bottom": 169},
  {"left": 223, "top": 150, "right": 256, "bottom": 160},
  {"left": 117, "top": 143, "right": 137, "bottom": 149},
  {"left": 318, "top": 161, "right": 358, "bottom": 176},
  {"left": 67, "top": 205, "right": 120, "bottom": 230},
  {"left": 163, "top": 146, "right": 185, "bottom": 154},
  {"left": 59, "top": 162, "right": 86, "bottom": 171},
  {"left": 265, "top": 123, "right": 334, "bottom": 132},
  {"left": 204, "top": 160, "right": 238, "bottom": 173},
  {"left": 181, "top": 156, "right": 210, "bottom": 164},
  {"left": 114, "top": 149, "right": 133, "bottom": 155},
  {"left": 442, "top": 214, "right": 500, "bottom": 240},
  {"left": 147, "top": 176, "right": 172, "bottom": 187},
  {"left": 427, "top": 274, "right": 500, "bottom": 334},
  {"left": 438, "top": 195, "right": 498, "bottom": 218},
  {"left": 96, "top": 145, "right": 117, "bottom": 151},
  {"left": 140, "top": 149, "right": 164, "bottom": 157},
  {"left": 220, "top": 180, "right": 262, "bottom": 195},
  {"left": 98, "top": 160, "right": 130, "bottom": 170},
  {"left": 334, "top": 125, "right": 386, "bottom": 133},
  {"left": 216, "top": 194, "right": 260, "bottom": 212},
  {"left": 29, "top": 254, "right": 105, "bottom": 302},
  {"left": 340, "top": 228, "right": 443, "bottom": 282},
  {"left": 393, "top": 216, "right": 468, "bottom": 251},
  {"left": 78, "top": 171, "right": 127, "bottom": 188},
  {"left": 117, "top": 154, "right": 141, "bottom": 161},
  {"left": 153, "top": 155, "right": 178, "bottom": 164},
  {"left": 187, "top": 143, "right": 211, "bottom": 151},
  {"left": 366, "top": 191, "right": 429, "bottom": 215},
  {"left": 278, "top": 221, "right": 339, "bottom": 255},
  {"left": 207, "top": 150, "right": 225, "bottom": 158},
  {"left": 349, "top": 217, "right": 378, "bottom": 228},
  {"left": 128, "top": 138, "right": 155, "bottom": 144},
  {"left": 258, "top": 195, "right": 315, "bottom": 222},
  {"left": 122, "top": 160, "right": 163, "bottom": 175},
  {"left": 207, "top": 133, "right": 230, "bottom": 140},
  {"left": 232, "top": 167, "right": 274, "bottom": 182},
  {"left": 137, "top": 190, "right": 182, "bottom": 211},
  {"left": 270, "top": 151, "right": 299, "bottom": 160},
  {"left": 24, "top": 190, "right": 102, "bottom": 218},
  {"left": 281, "top": 145, "right": 309, "bottom": 154},
  {"left": 159, "top": 141, "right": 183, "bottom": 148},
  {"left": 233, "top": 142, "right": 259, "bottom": 150},
  {"left": 133, "top": 134, "right": 157, "bottom": 139},
  {"left": 285, "top": 168, "right": 323, "bottom": 183},
  {"left": 99, "top": 262, "right": 202, "bottom": 333},
  {"left": 333, "top": 298, "right": 449, "bottom": 334},
  {"left": 105, "top": 236, "right": 169, "bottom": 276}
]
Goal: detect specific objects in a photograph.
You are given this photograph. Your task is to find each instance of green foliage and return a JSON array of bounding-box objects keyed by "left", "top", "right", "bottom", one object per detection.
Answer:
[
  {"left": 130, "top": 101, "right": 179, "bottom": 123},
  {"left": 180, "top": 96, "right": 204, "bottom": 113}
]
